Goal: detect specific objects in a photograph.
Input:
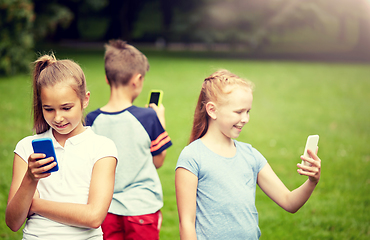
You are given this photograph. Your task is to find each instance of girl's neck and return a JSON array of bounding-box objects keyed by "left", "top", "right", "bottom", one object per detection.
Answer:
[{"left": 201, "top": 130, "right": 236, "bottom": 158}]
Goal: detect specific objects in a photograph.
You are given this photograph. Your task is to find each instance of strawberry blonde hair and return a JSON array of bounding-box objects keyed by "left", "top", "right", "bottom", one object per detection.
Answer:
[
  {"left": 189, "top": 69, "right": 254, "bottom": 143},
  {"left": 32, "top": 53, "right": 87, "bottom": 134}
]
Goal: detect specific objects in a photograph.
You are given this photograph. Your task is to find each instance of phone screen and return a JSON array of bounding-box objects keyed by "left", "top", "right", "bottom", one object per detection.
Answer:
[
  {"left": 32, "top": 138, "right": 59, "bottom": 173},
  {"left": 149, "top": 92, "right": 160, "bottom": 105}
]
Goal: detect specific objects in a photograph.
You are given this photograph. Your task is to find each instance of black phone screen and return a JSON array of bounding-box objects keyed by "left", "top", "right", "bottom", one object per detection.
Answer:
[{"left": 149, "top": 92, "right": 160, "bottom": 105}]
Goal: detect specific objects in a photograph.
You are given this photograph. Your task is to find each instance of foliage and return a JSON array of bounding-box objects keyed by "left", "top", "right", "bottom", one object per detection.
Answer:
[
  {"left": 0, "top": 0, "right": 34, "bottom": 76},
  {"left": 32, "top": 0, "right": 74, "bottom": 40},
  {"left": 32, "top": 0, "right": 109, "bottom": 41},
  {"left": 168, "top": 0, "right": 370, "bottom": 54},
  {"left": 0, "top": 48, "right": 369, "bottom": 239}
]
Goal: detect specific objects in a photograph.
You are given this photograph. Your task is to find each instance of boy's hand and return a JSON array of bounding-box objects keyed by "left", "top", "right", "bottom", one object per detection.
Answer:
[
  {"left": 297, "top": 149, "right": 321, "bottom": 184},
  {"left": 148, "top": 103, "right": 166, "bottom": 128}
]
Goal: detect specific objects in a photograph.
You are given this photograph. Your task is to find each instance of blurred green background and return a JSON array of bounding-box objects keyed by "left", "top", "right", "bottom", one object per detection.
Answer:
[
  {"left": 1, "top": 0, "right": 370, "bottom": 75},
  {"left": 1, "top": 0, "right": 370, "bottom": 239},
  {"left": 1, "top": 48, "right": 369, "bottom": 239}
]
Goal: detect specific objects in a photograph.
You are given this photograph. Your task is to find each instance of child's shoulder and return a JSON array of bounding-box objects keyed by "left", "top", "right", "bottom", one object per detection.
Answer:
[
  {"left": 15, "top": 130, "right": 52, "bottom": 158},
  {"left": 18, "top": 130, "right": 50, "bottom": 144},
  {"left": 127, "top": 105, "right": 159, "bottom": 122},
  {"left": 234, "top": 140, "right": 253, "bottom": 151},
  {"left": 180, "top": 139, "right": 202, "bottom": 156},
  {"left": 79, "top": 127, "right": 116, "bottom": 149},
  {"left": 129, "top": 105, "right": 156, "bottom": 115},
  {"left": 234, "top": 140, "right": 267, "bottom": 165},
  {"left": 16, "top": 135, "right": 36, "bottom": 147},
  {"left": 235, "top": 140, "right": 264, "bottom": 157}
]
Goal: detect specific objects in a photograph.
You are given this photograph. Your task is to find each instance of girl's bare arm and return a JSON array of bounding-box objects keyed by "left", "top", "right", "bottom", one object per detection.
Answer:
[
  {"left": 29, "top": 156, "right": 117, "bottom": 228},
  {"left": 257, "top": 149, "right": 321, "bottom": 213},
  {"left": 6, "top": 153, "right": 55, "bottom": 231},
  {"left": 175, "top": 167, "right": 198, "bottom": 240}
]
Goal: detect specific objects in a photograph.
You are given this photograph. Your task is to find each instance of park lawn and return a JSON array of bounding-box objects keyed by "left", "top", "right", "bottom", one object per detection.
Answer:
[{"left": 0, "top": 48, "right": 369, "bottom": 240}]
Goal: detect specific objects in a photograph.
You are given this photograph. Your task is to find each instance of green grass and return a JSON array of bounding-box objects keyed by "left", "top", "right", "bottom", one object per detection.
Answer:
[{"left": 1, "top": 48, "right": 369, "bottom": 239}]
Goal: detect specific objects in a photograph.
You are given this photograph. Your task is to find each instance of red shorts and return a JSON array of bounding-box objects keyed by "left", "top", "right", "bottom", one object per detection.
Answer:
[{"left": 101, "top": 211, "right": 162, "bottom": 240}]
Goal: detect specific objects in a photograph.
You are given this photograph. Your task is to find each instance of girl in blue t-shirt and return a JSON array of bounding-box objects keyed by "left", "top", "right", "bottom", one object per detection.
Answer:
[
  {"left": 175, "top": 69, "right": 321, "bottom": 240},
  {"left": 6, "top": 54, "right": 117, "bottom": 239}
]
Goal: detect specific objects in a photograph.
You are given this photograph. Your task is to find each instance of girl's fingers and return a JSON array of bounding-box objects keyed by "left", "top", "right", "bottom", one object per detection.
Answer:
[
  {"left": 28, "top": 156, "right": 55, "bottom": 180},
  {"left": 301, "top": 151, "right": 321, "bottom": 168},
  {"left": 298, "top": 164, "right": 319, "bottom": 174},
  {"left": 297, "top": 152, "right": 321, "bottom": 183}
]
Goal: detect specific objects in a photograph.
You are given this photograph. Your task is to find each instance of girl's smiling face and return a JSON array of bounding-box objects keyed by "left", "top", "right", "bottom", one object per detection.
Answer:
[
  {"left": 213, "top": 86, "right": 253, "bottom": 140},
  {"left": 41, "top": 81, "right": 89, "bottom": 142}
]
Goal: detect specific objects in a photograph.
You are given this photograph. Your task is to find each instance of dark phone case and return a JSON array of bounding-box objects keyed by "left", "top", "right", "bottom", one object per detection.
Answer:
[
  {"left": 149, "top": 92, "right": 160, "bottom": 105},
  {"left": 32, "top": 138, "right": 59, "bottom": 173},
  {"left": 147, "top": 90, "right": 163, "bottom": 106}
]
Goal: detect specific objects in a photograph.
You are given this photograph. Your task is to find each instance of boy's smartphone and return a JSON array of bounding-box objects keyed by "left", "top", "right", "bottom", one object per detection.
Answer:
[
  {"left": 147, "top": 90, "right": 163, "bottom": 106},
  {"left": 301, "top": 135, "right": 319, "bottom": 166},
  {"left": 32, "top": 138, "right": 59, "bottom": 173}
]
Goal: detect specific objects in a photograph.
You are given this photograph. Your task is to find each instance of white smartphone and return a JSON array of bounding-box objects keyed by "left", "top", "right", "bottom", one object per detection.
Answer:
[{"left": 301, "top": 135, "right": 319, "bottom": 166}]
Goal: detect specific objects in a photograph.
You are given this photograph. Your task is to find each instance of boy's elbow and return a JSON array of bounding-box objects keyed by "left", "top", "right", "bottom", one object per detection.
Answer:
[
  {"left": 153, "top": 151, "right": 166, "bottom": 169},
  {"left": 154, "top": 161, "right": 164, "bottom": 169}
]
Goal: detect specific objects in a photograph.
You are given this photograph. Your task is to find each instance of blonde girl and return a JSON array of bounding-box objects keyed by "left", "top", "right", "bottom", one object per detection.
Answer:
[
  {"left": 6, "top": 54, "right": 117, "bottom": 239},
  {"left": 175, "top": 70, "right": 321, "bottom": 240}
]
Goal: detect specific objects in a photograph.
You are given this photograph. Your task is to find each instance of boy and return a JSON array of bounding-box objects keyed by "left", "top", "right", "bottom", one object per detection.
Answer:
[{"left": 85, "top": 40, "right": 172, "bottom": 240}]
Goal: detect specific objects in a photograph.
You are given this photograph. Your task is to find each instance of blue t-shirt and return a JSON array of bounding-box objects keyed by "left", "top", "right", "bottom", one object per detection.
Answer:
[
  {"left": 86, "top": 106, "right": 172, "bottom": 216},
  {"left": 176, "top": 139, "right": 267, "bottom": 240}
]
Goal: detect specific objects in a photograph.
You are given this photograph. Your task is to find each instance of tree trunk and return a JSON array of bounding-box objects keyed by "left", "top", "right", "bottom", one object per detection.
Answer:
[{"left": 351, "top": 17, "right": 370, "bottom": 60}]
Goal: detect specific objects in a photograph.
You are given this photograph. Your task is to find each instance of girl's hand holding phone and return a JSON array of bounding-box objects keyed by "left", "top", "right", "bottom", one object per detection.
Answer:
[
  {"left": 297, "top": 149, "right": 321, "bottom": 184},
  {"left": 27, "top": 153, "right": 56, "bottom": 181}
]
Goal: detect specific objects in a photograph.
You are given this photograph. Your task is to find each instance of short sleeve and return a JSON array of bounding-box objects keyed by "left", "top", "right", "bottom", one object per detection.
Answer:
[
  {"left": 128, "top": 106, "right": 172, "bottom": 156},
  {"left": 14, "top": 136, "right": 34, "bottom": 163},
  {"left": 92, "top": 136, "right": 118, "bottom": 164},
  {"left": 251, "top": 147, "right": 268, "bottom": 173},
  {"left": 176, "top": 144, "right": 200, "bottom": 178}
]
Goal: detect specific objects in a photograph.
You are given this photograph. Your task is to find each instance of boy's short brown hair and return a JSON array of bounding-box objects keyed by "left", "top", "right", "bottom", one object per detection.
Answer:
[{"left": 104, "top": 40, "right": 149, "bottom": 87}]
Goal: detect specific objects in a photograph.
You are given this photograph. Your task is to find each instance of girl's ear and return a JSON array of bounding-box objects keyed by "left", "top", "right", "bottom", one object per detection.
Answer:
[
  {"left": 83, "top": 91, "right": 90, "bottom": 109},
  {"left": 206, "top": 102, "right": 217, "bottom": 120}
]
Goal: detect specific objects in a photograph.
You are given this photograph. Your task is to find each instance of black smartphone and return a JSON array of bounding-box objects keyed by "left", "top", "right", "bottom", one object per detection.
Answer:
[
  {"left": 147, "top": 90, "right": 163, "bottom": 106},
  {"left": 32, "top": 138, "right": 59, "bottom": 173}
]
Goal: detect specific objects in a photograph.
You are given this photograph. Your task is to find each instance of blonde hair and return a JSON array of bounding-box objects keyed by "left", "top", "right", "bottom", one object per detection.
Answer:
[
  {"left": 104, "top": 39, "right": 149, "bottom": 87},
  {"left": 32, "top": 53, "right": 87, "bottom": 134},
  {"left": 189, "top": 69, "right": 254, "bottom": 143}
]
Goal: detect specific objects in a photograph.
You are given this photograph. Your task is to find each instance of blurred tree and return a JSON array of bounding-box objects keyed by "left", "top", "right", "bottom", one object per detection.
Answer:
[
  {"left": 258, "top": 0, "right": 370, "bottom": 52},
  {"left": 0, "top": 0, "right": 34, "bottom": 76},
  {"left": 168, "top": 0, "right": 370, "bottom": 57},
  {"left": 160, "top": 0, "right": 173, "bottom": 42},
  {"left": 33, "top": 0, "right": 108, "bottom": 41},
  {"left": 169, "top": 0, "right": 291, "bottom": 48},
  {"left": 132, "top": 0, "right": 198, "bottom": 43},
  {"left": 32, "top": 0, "right": 73, "bottom": 41},
  {"left": 104, "top": 0, "right": 148, "bottom": 41}
]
